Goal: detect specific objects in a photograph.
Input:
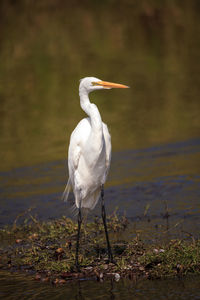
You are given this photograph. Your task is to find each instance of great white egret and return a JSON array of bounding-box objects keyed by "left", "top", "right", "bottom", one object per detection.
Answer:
[{"left": 63, "top": 77, "right": 129, "bottom": 268}]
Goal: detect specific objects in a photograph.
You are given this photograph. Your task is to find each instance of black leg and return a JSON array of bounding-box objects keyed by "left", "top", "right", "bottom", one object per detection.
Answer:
[
  {"left": 101, "top": 185, "right": 113, "bottom": 263},
  {"left": 75, "top": 205, "right": 82, "bottom": 271}
]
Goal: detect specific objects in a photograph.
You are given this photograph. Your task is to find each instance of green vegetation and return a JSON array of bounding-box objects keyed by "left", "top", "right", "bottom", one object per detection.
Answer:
[{"left": 0, "top": 215, "right": 199, "bottom": 284}]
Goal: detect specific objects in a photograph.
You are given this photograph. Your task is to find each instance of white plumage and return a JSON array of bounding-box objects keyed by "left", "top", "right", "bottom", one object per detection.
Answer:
[{"left": 63, "top": 77, "right": 128, "bottom": 211}]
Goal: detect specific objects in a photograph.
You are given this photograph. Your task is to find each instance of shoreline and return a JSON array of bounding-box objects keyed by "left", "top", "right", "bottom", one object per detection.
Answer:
[{"left": 0, "top": 215, "right": 199, "bottom": 285}]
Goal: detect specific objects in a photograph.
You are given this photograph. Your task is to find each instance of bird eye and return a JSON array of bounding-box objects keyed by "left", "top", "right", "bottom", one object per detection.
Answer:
[{"left": 91, "top": 82, "right": 101, "bottom": 86}]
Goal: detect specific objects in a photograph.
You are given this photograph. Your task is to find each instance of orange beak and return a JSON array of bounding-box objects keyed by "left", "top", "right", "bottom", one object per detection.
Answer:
[{"left": 92, "top": 80, "right": 129, "bottom": 89}]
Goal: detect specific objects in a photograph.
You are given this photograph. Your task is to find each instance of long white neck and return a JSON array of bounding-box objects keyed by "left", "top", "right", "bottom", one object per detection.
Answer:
[{"left": 79, "top": 89, "right": 103, "bottom": 131}]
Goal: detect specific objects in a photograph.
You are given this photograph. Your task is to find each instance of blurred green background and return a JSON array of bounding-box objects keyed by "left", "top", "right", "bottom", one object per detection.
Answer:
[{"left": 0, "top": 0, "right": 200, "bottom": 171}]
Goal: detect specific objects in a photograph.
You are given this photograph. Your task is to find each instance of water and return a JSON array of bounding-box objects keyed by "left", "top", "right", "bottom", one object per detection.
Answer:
[
  {"left": 0, "top": 138, "right": 200, "bottom": 242},
  {"left": 0, "top": 270, "right": 200, "bottom": 300},
  {"left": 0, "top": 1, "right": 200, "bottom": 172},
  {"left": 0, "top": 0, "right": 200, "bottom": 298}
]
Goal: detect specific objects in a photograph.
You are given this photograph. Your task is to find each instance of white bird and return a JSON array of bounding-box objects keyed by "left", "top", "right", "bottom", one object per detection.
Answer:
[{"left": 63, "top": 77, "right": 129, "bottom": 268}]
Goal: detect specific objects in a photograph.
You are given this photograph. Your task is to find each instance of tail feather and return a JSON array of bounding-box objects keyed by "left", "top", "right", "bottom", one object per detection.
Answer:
[
  {"left": 62, "top": 178, "right": 71, "bottom": 202},
  {"left": 81, "top": 188, "right": 101, "bottom": 210},
  {"left": 70, "top": 203, "right": 78, "bottom": 216}
]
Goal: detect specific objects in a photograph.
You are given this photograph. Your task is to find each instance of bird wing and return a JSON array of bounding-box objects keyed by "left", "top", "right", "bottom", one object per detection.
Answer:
[
  {"left": 62, "top": 141, "right": 82, "bottom": 203},
  {"left": 63, "top": 118, "right": 91, "bottom": 203},
  {"left": 63, "top": 119, "right": 111, "bottom": 208},
  {"left": 62, "top": 178, "right": 71, "bottom": 202},
  {"left": 103, "top": 122, "right": 111, "bottom": 181}
]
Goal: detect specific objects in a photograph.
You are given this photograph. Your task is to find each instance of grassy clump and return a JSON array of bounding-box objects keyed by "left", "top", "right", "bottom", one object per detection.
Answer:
[
  {"left": 140, "top": 239, "right": 200, "bottom": 278},
  {"left": 0, "top": 215, "right": 199, "bottom": 284}
]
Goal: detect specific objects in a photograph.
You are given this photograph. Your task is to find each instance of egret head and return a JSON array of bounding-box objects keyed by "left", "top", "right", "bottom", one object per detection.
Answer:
[{"left": 79, "top": 77, "right": 129, "bottom": 94}]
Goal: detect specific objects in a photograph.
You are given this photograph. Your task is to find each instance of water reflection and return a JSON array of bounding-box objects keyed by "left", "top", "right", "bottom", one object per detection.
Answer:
[{"left": 0, "top": 270, "right": 200, "bottom": 300}]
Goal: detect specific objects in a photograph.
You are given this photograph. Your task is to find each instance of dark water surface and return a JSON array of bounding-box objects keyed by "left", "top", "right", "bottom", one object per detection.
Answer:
[
  {"left": 0, "top": 138, "right": 200, "bottom": 241},
  {"left": 0, "top": 270, "right": 200, "bottom": 300}
]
